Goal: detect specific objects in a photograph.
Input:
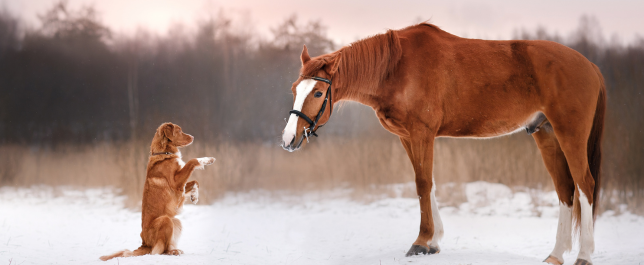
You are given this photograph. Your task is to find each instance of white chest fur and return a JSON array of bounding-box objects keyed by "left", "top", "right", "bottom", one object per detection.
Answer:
[{"left": 175, "top": 151, "right": 186, "bottom": 168}]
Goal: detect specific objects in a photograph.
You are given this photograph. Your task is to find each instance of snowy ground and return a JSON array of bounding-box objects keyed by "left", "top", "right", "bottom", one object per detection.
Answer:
[{"left": 1, "top": 182, "right": 643, "bottom": 265}]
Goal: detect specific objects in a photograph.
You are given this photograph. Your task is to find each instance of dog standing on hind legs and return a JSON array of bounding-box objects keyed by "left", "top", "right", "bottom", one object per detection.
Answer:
[{"left": 100, "top": 122, "right": 215, "bottom": 261}]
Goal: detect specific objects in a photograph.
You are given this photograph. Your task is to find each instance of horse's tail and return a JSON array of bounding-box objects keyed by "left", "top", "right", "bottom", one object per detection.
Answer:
[
  {"left": 99, "top": 246, "right": 150, "bottom": 261},
  {"left": 574, "top": 64, "right": 606, "bottom": 227},
  {"left": 589, "top": 65, "right": 606, "bottom": 221}
]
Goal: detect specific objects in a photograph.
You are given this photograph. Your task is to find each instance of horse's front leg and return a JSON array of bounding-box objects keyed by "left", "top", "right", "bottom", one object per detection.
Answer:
[{"left": 401, "top": 137, "right": 442, "bottom": 256}]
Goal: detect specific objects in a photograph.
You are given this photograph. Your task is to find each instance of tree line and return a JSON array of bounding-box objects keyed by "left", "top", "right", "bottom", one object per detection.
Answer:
[
  {"left": 0, "top": 2, "right": 337, "bottom": 144},
  {"left": 0, "top": 3, "right": 642, "bottom": 202}
]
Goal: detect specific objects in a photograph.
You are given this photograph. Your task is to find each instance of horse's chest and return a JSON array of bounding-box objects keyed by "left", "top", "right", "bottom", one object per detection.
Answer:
[{"left": 376, "top": 106, "right": 418, "bottom": 137}]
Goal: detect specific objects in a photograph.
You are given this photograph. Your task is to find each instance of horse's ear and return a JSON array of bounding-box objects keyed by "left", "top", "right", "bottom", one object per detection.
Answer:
[
  {"left": 301, "top": 44, "right": 311, "bottom": 66},
  {"left": 324, "top": 52, "right": 342, "bottom": 75}
]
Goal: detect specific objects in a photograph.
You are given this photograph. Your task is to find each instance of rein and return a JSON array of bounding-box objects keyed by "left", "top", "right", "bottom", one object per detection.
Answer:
[{"left": 288, "top": 76, "right": 334, "bottom": 141}]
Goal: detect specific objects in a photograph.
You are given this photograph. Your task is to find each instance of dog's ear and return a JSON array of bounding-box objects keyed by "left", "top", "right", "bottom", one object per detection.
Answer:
[
  {"left": 163, "top": 123, "right": 176, "bottom": 141},
  {"left": 153, "top": 123, "right": 174, "bottom": 151}
]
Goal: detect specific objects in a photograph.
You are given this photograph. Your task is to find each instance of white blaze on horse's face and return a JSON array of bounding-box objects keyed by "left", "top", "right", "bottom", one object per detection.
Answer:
[{"left": 282, "top": 79, "right": 318, "bottom": 147}]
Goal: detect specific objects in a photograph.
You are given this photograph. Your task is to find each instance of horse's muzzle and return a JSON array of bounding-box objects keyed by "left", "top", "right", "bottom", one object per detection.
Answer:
[{"left": 280, "top": 134, "right": 303, "bottom": 152}]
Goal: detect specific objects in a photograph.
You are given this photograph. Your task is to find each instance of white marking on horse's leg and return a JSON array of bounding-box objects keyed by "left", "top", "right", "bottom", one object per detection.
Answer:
[
  {"left": 282, "top": 79, "right": 317, "bottom": 145},
  {"left": 429, "top": 177, "right": 443, "bottom": 250},
  {"left": 577, "top": 186, "right": 595, "bottom": 262},
  {"left": 548, "top": 202, "right": 573, "bottom": 263}
]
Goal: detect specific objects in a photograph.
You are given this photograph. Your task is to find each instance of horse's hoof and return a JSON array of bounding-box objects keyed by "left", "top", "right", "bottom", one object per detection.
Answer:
[
  {"left": 406, "top": 245, "right": 428, "bottom": 256},
  {"left": 405, "top": 245, "right": 438, "bottom": 256},
  {"left": 543, "top": 255, "right": 563, "bottom": 265},
  {"left": 573, "top": 259, "right": 592, "bottom": 265},
  {"left": 428, "top": 245, "right": 439, "bottom": 254}
]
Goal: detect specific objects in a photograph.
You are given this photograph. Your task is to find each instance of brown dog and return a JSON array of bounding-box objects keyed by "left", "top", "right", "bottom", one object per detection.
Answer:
[{"left": 100, "top": 122, "right": 215, "bottom": 261}]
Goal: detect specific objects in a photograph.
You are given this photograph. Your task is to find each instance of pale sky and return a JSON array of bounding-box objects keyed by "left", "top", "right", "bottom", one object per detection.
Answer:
[{"left": 3, "top": 0, "right": 643, "bottom": 45}]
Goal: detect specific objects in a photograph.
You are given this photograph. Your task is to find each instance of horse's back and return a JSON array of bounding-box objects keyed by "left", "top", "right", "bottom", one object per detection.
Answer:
[{"left": 396, "top": 24, "right": 602, "bottom": 138}]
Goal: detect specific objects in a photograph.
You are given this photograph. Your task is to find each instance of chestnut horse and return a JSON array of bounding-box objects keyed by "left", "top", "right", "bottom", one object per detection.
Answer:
[{"left": 280, "top": 23, "right": 605, "bottom": 265}]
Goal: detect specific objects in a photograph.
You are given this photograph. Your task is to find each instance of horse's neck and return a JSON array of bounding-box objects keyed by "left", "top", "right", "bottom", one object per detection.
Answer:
[
  {"left": 335, "top": 85, "right": 380, "bottom": 109},
  {"left": 332, "top": 30, "right": 402, "bottom": 110},
  {"left": 334, "top": 71, "right": 385, "bottom": 111},
  {"left": 333, "top": 61, "right": 381, "bottom": 109}
]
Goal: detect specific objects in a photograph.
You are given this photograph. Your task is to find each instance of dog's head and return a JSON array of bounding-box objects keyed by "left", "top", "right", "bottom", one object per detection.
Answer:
[{"left": 151, "top": 122, "right": 194, "bottom": 153}]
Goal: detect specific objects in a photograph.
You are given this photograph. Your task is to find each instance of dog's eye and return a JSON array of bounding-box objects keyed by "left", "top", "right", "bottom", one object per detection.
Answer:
[{"left": 314, "top": 91, "right": 323, "bottom": 98}]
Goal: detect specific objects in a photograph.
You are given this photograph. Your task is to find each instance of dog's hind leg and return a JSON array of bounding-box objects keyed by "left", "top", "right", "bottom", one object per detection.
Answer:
[
  {"left": 150, "top": 216, "right": 175, "bottom": 255},
  {"left": 165, "top": 217, "right": 184, "bottom": 255},
  {"left": 131, "top": 246, "right": 151, "bottom": 256}
]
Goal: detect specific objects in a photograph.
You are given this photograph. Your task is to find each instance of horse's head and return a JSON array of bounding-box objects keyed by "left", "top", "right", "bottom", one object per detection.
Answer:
[{"left": 281, "top": 45, "right": 342, "bottom": 152}]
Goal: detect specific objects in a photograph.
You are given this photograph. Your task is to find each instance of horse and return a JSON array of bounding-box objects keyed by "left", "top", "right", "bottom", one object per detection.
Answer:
[{"left": 280, "top": 23, "right": 605, "bottom": 265}]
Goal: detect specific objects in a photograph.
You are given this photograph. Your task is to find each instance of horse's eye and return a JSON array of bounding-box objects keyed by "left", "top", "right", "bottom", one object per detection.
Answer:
[{"left": 314, "top": 91, "right": 323, "bottom": 98}]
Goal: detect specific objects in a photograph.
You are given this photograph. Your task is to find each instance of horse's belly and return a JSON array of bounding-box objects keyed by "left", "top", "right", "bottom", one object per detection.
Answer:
[
  {"left": 438, "top": 112, "right": 539, "bottom": 138},
  {"left": 471, "top": 125, "right": 525, "bottom": 139},
  {"left": 440, "top": 123, "right": 522, "bottom": 138}
]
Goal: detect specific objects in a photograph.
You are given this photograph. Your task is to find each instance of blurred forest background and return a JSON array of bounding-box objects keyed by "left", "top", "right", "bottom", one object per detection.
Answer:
[{"left": 0, "top": 2, "right": 642, "bottom": 213}]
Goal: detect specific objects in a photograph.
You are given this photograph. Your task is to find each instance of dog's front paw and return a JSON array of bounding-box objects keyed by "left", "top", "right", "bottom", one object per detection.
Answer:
[
  {"left": 196, "top": 157, "right": 215, "bottom": 169},
  {"left": 189, "top": 185, "right": 199, "bottom": 204}
]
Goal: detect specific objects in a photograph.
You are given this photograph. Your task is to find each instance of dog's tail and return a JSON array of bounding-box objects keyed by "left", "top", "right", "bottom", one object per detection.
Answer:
[{"left": 99, "top": 246, "right": 151, "bottom": 261}]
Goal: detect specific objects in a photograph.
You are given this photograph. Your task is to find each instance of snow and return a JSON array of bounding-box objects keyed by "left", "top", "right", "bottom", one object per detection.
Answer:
[
  {"left": 1, "top": 183, "right": 643, "bottom": 265},
  {"left": 460, "top": 181, "right": 559, "bottom": 217}
]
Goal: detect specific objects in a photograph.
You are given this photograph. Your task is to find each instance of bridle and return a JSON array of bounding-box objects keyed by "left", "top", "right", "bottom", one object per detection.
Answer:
[{"left": 288, "top": 75, "right": 334, "bottom": 144}]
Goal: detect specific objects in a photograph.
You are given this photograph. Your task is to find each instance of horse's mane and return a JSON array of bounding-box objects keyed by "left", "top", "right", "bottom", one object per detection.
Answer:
[{"left": 301, "top": 28, "right": 403, "bottom": 99}]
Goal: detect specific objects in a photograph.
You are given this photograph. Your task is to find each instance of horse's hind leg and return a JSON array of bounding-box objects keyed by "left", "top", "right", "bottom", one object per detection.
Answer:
[
  {"left": 533, "top": 125, "right": 574, "bottom": 265},
  {"left": 549, "top": 111, "right": 597, "bottom": 265}
]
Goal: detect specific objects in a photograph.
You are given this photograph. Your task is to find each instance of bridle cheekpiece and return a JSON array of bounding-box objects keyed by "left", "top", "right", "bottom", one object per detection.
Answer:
[{"left": 288, "top": 75, "right": 334, "bottom": 144}]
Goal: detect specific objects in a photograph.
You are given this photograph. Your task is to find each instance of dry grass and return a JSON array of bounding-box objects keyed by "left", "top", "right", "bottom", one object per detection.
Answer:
[{"left": 1, "top": 133, "right": 641, "bottom": 214}]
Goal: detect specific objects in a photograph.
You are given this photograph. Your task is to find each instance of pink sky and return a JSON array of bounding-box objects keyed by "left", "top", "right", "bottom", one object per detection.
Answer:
[{"left": 4, "top": 0, "right": 643, "bottom": 44}]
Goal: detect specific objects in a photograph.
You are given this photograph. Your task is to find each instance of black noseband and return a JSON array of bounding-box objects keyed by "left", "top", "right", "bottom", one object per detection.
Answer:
[{"left": 288, "top": 76, "right": 333, "bottom": 140}]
